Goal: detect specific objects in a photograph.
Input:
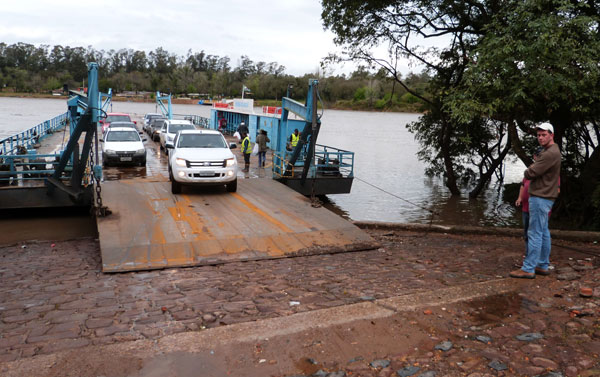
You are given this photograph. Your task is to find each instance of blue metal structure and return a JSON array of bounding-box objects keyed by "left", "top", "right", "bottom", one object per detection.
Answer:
[
  {"left": 100, "top": 88, "right": 113, "bottom": 113},
  {"left": 0, "top": 63, "right": 103, "bottom": 209},
  {"left": 156, "top": 92, "right": 173, "bottom": 119},
  {"left": 45, "top": 62, "right": 101, "bottom": 204},
  {"left": 0, "top": 112, "right": 69, "bottom": 156},
  {"left": 208, "top": 80, "right": 354, "bottom": 196},
  {"left": 273, "top": 79, "right": 354, "bottom": 195}
]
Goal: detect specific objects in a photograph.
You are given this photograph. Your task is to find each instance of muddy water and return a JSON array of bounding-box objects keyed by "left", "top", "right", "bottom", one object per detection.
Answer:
[
  {"left": 0, "top": 209, "right": 97, "bottom": 245},
  {"left": 0, "top": 97, "right": 523, "bottom": 241}
]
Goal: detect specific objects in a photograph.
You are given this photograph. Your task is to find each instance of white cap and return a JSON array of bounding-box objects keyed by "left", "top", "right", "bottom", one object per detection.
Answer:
[{"left": 536, "top": 122, "right": 554, "bottom": 133}]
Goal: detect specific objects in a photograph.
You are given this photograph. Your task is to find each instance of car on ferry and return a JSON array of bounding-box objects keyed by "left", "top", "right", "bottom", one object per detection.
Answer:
[
  {"left": 166, "top": 129, "right": 237, "bottom": 194},
  {"left": 101, "top": 127, "right": 147, "bottom": 167},
  {"left": 102, "top": 121, "right": 139, "bottom": 136},
  {"left": 149, "top": 118, "right": 167, "bottom": 141},
  {"left": 159, "top": 119, "right": 196, "bottom": 151},
  {"left": 100, "top": 112, "right": 135, "bottom": 134},
  {"left": 143, "top": 113, "right": 166, "bottom": 134}
]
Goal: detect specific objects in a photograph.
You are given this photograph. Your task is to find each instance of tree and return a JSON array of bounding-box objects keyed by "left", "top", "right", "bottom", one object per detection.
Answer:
[
  {"left": 445, "top": 0, "right": 600, "bottom": 227},
  {"left": 322, "top": 0, "right": 496, "bottom": 196},
  {"left": 322, "top": 0, "right": 600, "bottom": 227}
]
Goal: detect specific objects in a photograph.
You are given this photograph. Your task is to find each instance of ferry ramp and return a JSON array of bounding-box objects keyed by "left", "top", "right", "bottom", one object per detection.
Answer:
[{"left": 97, "top": 130, "right": 377, "bottom": 272}]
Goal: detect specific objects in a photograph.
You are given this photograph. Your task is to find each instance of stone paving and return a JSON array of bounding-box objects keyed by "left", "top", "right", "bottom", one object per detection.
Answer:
[{"left": 1, "top": 229, "right": 599, "bottom": 376}]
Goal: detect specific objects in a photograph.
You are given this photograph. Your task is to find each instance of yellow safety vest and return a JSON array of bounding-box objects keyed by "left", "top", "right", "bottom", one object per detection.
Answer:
[
  {"left": 242, "top": 136, "right": 251, "bottom": 154},
  {"left": 291, "top": 133, "right": 299, "bottom": 147}
]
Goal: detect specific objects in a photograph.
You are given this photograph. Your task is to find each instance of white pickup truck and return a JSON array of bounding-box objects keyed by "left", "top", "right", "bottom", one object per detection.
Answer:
[{"left": 166, "top": 129, "right": 238, "bottom": 194}]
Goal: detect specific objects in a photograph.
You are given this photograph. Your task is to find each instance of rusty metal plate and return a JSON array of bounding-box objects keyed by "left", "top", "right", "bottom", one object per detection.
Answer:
[{"left": 96, "top": 178, "right": 377, "bottom": 272}]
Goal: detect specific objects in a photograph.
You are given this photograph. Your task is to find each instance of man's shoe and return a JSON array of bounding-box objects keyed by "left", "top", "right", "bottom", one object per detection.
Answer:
[
  {"left": 535, "top": 268, "right": 550, "bottom": 276},
  {"left": 509, "top": 269, "right": 535, "bottom": 279}
]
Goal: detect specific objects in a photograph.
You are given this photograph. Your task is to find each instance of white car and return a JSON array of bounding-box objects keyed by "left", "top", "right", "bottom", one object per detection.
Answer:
[
  {"left": 159, "top": 120, "right": 196, "bottom": 151},
  {"left": 166, "top": 129, "right": 238, "bottom": 194},
  {"left": 101, "top": 127, "right": 146, "bottom": 167}
]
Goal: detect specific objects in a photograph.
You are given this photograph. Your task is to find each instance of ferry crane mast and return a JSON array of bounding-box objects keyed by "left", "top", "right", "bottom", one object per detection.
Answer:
[
  {"left": 156, "top": 92, "right": 173, "bottom": 119},
  {"left": 47, "top": 63, "right": 101, "bottom": 203},
  {"left": 281, "top": 79, "right": 320, "bottom": 183}
]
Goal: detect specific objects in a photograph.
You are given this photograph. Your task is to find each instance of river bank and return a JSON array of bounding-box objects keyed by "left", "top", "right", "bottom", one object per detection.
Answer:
[
  {"left": 0, "top": 92, "right": 424, "bottom": 113},
  {"left": 1, "top": 227, "right": 598, "bottom": 376}
]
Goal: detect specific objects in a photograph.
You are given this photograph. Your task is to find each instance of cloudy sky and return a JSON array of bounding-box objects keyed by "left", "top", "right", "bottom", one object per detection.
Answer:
[{"left": 0, "top": 0, "right": 363, "bottom": 76}]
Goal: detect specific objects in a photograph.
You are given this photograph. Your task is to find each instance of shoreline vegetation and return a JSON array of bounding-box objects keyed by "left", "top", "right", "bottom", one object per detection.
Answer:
[{"left": 0, "top": 92, "right": 424, "bottom": 113}]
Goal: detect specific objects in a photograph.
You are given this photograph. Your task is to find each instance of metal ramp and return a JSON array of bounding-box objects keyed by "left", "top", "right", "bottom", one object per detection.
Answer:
[{"left": 97, "top": 178, "right": 377, "bottom": 272}]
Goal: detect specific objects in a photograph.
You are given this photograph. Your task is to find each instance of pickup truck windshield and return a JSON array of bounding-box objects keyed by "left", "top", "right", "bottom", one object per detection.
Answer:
[{"left": 177, "top": 134, "right": 227, "bottom": 148}]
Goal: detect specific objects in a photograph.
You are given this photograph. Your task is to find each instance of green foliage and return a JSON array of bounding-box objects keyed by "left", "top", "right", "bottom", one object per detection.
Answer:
[
  {"left": 353, "top": 87, "right": 367, "bottom": 101},
  {"left": 0, "top": 42, "right": 429, "bottom": 109},
  {"left": 399, "top": 93, "right": 419, "bottom": 104},
  {"left": 42, "top": 77, "right": 61, "bottom": 91}
]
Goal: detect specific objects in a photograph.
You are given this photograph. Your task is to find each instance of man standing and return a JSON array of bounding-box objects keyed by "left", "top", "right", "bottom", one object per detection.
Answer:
[{"left": 510, "top": 123, "right": 561, "bottom": 279}]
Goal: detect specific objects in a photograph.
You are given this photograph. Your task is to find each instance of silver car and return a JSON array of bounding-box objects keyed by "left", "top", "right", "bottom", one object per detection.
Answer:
[{"left": 159, "top": 120, "right": 196, "bottom": 151}]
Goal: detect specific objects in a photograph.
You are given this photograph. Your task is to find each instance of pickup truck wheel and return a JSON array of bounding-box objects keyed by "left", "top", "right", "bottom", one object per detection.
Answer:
[
  {"left": 226, "top": 179, "right": 237, "bottom": 193},
  {"left": 171, "top": 180, "right": 181, "bottom": 194}
]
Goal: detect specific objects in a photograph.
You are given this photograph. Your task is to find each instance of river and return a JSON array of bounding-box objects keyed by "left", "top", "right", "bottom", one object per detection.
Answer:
[{"left": 0, "top": 96, "right": 523, "bottom": 227}]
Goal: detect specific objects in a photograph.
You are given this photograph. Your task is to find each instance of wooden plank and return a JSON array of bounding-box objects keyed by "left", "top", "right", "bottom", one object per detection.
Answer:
[{"left": 97, "top": 178, "right": 378, "bottom": 272}]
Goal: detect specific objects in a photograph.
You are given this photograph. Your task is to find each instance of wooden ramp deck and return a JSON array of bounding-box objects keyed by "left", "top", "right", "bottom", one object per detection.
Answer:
[{"left": 97, "top": 178, "right": 377, "bottom": 272}]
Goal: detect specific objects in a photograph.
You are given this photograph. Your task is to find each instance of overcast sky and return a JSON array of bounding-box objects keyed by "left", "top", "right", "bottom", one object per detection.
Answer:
[{"left": 0, "top": 0, "right": 368, "bottom": 76}]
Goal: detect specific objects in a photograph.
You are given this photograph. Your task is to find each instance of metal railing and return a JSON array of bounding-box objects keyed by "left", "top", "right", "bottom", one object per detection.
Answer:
[
  {"left": 0, "top": 112, "right": 69, "bottom": 155},
  {"left": 176, "top": 114, "right": 210, "bottom": 129},
  {"left": 0, "top": 152, "right": 71, "bottom": 185},
  {"left": 273, "top": 144, "right": 354, "bottom": 179}
]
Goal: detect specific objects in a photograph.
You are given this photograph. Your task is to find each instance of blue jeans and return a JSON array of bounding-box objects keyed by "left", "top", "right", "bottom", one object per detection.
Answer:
[
  {"left": 522, "top": 196, "right": 553, "bottom": 273},
  {"left": 258, "top": 151, "right": 266, "bottom": 167},
  {"left": 522, "top": 211, "right": 529, "bottom": 256}
]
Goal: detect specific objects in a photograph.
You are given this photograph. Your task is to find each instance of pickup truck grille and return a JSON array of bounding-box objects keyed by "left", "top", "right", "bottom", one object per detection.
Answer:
[{"left": 188, "top": 160, "right": 225, "bottom": 168}]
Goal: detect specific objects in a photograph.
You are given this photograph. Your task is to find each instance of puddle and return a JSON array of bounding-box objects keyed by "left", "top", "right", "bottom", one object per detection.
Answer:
[
  {"left": 293, "top": 358, "right": 320, "bottom": 376},
  {"left": 0, "top": 207, "right": 97, "bottom": 245},
  {"left": 466, "top": 292, "right": 539, "bottom": 324},
  {"left": 103, "top": 166, "right": 147, "bottom": 181}
]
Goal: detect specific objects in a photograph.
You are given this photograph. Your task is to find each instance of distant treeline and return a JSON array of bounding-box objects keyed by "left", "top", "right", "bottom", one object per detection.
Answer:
[{"left": 0, "top": 42, "right": 428, "bottom": 111}]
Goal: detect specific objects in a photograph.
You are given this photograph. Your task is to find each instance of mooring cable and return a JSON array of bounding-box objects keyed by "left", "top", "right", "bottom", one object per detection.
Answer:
[
  {"left": 352, "top": 175, "right": 438, "bottom": 237},
  {"left": 353, "top": 176, "right": 438, "bottom": 215},
  {"left": 353, "top": 177, "right": 599, "bottom": 253}
]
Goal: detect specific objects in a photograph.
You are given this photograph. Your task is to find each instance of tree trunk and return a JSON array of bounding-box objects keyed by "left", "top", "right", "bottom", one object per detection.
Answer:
[
  {"left": 441, "top": 120, "right": 460, "bottom": 195},
  {"left": 469, "top": 138, "right": 512, "bottom": 198},
  {"left": 508, "top": 121, "right": 532, "bottom": 166}
]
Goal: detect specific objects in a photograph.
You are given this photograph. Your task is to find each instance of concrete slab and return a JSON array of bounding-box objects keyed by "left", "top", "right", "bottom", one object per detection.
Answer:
[{"left": 97, "top": 177, "right": 377, "bottom": 272}]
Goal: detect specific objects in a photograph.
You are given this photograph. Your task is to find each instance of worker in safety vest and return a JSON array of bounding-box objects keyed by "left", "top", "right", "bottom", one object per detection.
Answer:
[
  {"left": 241, "top": 132, "right": 252, "bottom": 172},
  {"left": 289, "top": 129, "right": 300, "bottom": 149}
]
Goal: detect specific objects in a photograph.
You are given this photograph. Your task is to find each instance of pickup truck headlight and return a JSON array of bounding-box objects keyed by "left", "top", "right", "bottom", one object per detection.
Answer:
[
  {"left": 225, "top": 158, "right": 235, "bottom": 167},
  {"left": 175, "top": 158, "right": 187, "bottom": 167},
  {"left": 135, "top": 149, "right": 145, "bottom": 155},
  {"left": 104, "top": 149, "right": 116, "bottom": 155}
]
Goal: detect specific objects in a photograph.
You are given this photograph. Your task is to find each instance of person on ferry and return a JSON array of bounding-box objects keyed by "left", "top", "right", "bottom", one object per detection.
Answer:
[
  {"left": 237, "top": 121, "right": 248, "bottom": 136},
  {"left": 288, "top": 129, "right": 300, "bottom": 150},
  {"left": 240, "top": 131, "right": 252, "bottom": 173}
]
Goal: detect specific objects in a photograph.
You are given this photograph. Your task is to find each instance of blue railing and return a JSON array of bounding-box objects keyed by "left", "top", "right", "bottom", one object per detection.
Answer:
[
  {"left": 0, "top": 152, "right": 70, "bottom": 184},
  {"left": 273, "top": 144, "right": 354, "bottom": 179},
  {"left": 0, "top": 112, "right": 69, "bottom": 155},
  {"left": 176, "top": 114, "right": 210, "bottom": 129}
]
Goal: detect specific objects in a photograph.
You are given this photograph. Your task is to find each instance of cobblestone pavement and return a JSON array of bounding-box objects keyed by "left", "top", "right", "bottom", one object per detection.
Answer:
[{"left": 1, "top": 229, "right": 599, "bottom": 376}]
